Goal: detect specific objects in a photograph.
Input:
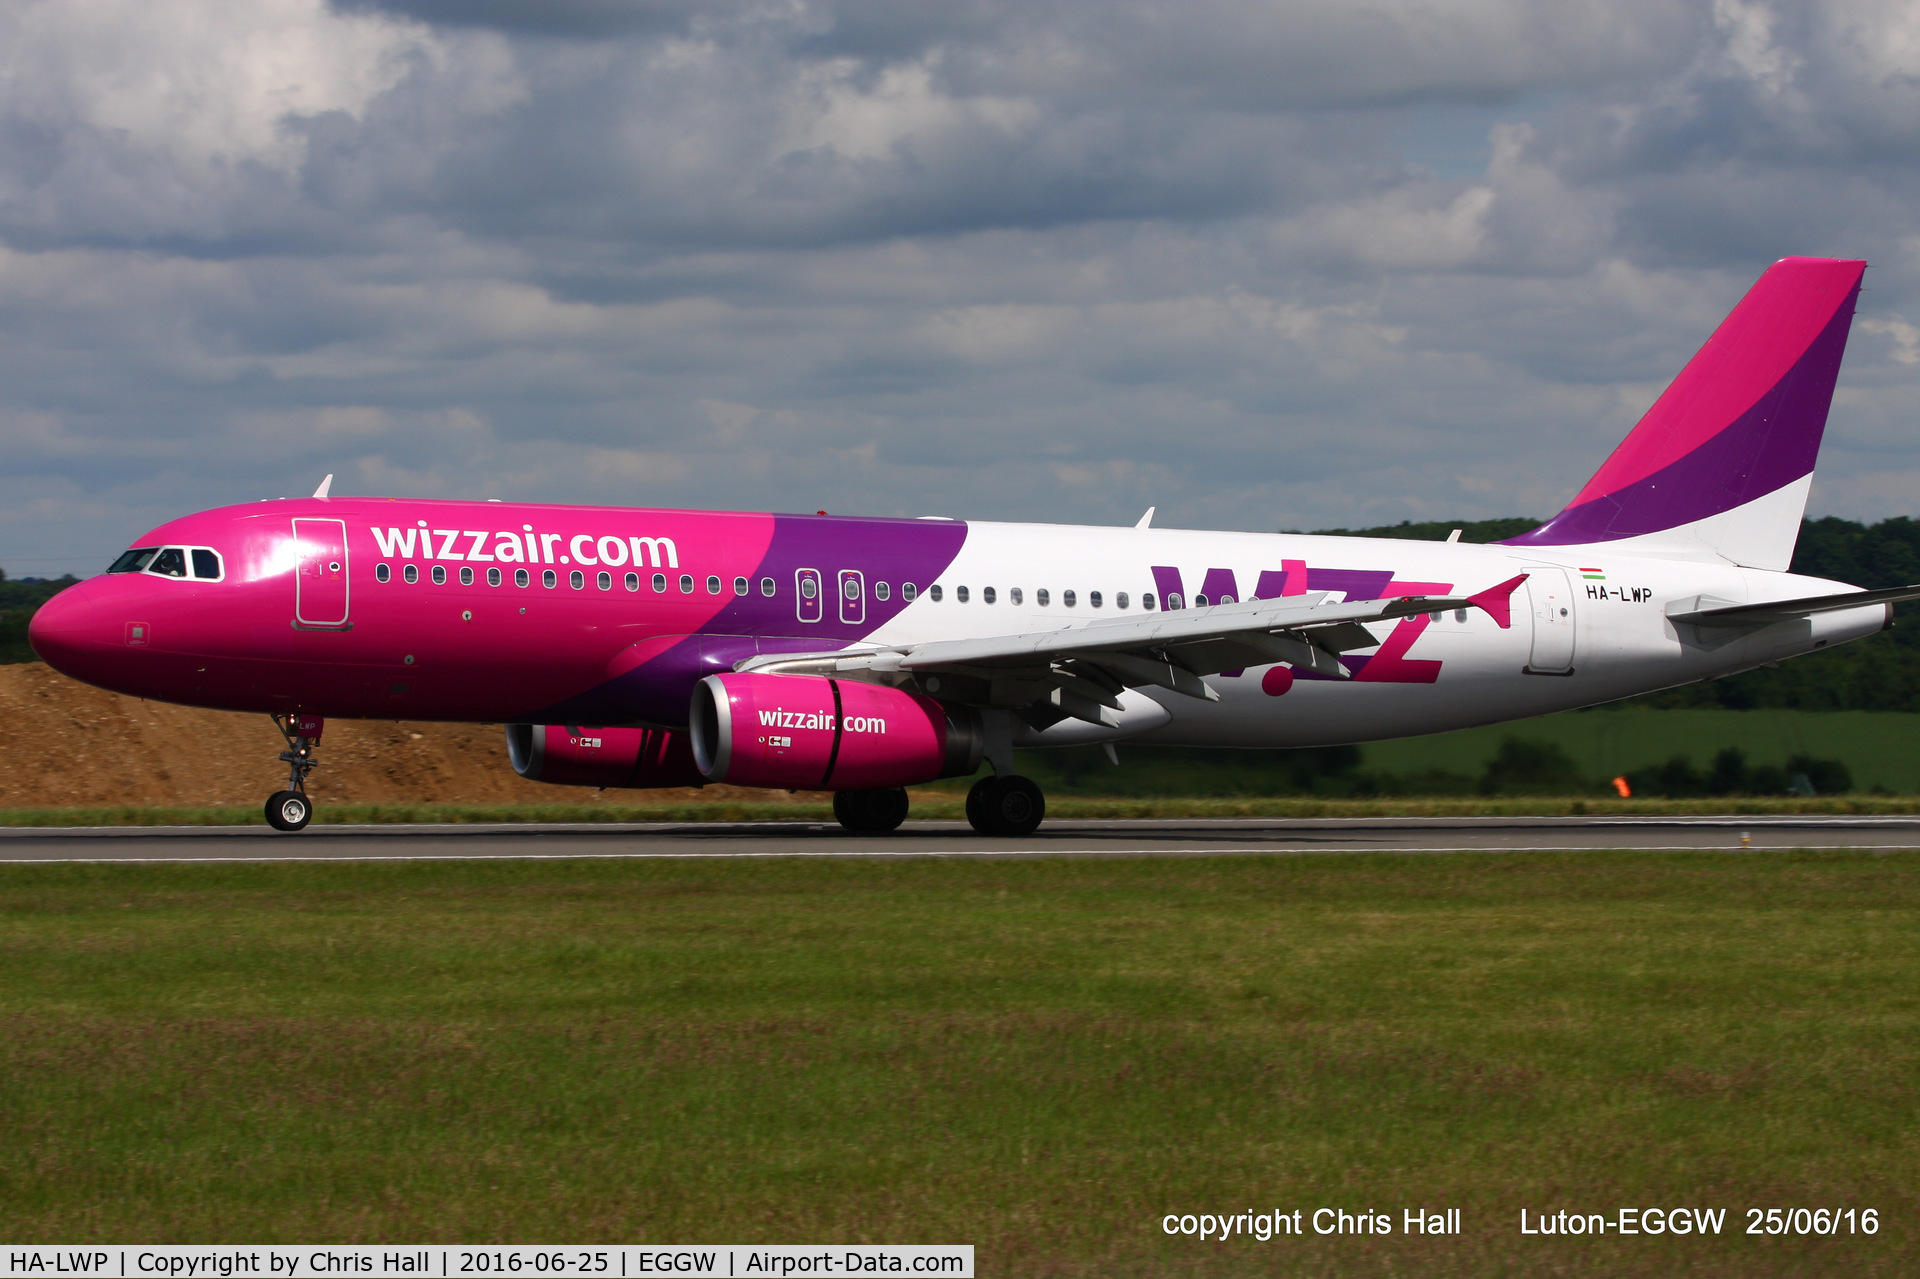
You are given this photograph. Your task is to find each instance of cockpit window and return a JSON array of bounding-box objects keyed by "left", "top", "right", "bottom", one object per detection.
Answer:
[
  {"left": 109, "top": 548, "right": 158, "bottom": 574},
  {"left": 150, "top": 548, "right": 188, "bottom": 578},
  {"left": 191, "top": 549, "right": 222, "bottom": 580}
]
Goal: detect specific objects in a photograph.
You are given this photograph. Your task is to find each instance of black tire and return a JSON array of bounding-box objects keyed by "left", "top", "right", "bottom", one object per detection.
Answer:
[
  {"left": 967, "top": 774, "right": 1045, "bottom": 837},
  {"left": 965, "top": 775, "right": 996, "bottom": 832},
  {"left": 833, "top": 788, "right": 910, "bottom": 834},
  {"left": 265, "top": 790, "right": 312, "bottom": 832}
]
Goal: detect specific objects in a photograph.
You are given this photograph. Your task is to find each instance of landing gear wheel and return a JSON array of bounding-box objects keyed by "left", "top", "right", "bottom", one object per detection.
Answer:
[
  {"left": 833, "top": 788, "right": 910, "bottom": 834},
  {"left": 966, "top": 775, "right": 1046, "bottom": 838},
  {"left": 265, "top": 790, "right": 312, "bottom": 832},
  {"left": 266, "top": 713, "right": 324, "bottom": 834}
]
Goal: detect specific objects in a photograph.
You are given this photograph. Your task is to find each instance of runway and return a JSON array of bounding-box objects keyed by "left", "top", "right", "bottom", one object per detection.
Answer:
[{"left": 3, "top": 815, "right": 1920, "bottom": 862}]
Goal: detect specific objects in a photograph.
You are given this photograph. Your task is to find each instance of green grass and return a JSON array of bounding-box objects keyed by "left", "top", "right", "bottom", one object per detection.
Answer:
[
  {"left": 0, "top": 853, "right": 1913, "bottom": 1276},
  {"left": 1362, "top": 707, "right": 1920, "bottom": 793}
]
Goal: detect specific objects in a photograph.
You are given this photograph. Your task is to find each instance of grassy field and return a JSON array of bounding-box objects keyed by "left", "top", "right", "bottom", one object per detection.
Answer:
[
  {"left": 0, "top": 852, "right": 1913, "bottom": 1276},
  {"left": 1358, "top": 707, "right": 1920, "bottom": 793}
]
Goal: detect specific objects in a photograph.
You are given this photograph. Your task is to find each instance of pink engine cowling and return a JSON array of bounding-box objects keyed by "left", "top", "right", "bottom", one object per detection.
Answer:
[
  {"left": 690, "top": 672, "right": 982, "bottom": 790},
  {"left": 506, "top": 724, "right": 706, "bottom": 788}
]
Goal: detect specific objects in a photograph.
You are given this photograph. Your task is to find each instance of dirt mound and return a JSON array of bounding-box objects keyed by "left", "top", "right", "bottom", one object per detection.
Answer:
[{"left": 0, "top": 663, "right": 805, "bottom": 811}]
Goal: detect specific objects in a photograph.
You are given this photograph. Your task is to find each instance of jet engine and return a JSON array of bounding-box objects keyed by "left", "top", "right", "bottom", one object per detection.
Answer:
[
  {"left": 689, "top": 672, "right": 982, "bottom": 789},
  {"left": 505, "top": 723, "right": 705, "bottom": 789}
]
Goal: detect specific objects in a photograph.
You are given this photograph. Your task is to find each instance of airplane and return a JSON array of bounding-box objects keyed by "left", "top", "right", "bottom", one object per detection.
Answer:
[{"left": 29, "top": 257, "right": 1920, "bottom": 835}]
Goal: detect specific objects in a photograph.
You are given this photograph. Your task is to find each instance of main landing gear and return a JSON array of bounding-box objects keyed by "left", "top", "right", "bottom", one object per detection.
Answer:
[
  {"left": 966, "top": 774, "right": 1046, "bottom": 838},
  {"left": 830, "top": 777, "right": 1047, "bottom": 837},
  {"left": 265, "top": 713, "right": 324, "bottom": 833},
  {"left": 833, "top": 788, "right": 911, "bottom": 834}
]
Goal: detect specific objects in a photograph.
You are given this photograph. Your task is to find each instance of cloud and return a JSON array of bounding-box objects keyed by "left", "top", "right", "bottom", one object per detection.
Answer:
[{"left": 5, "top": 0, "right": 1920, "bottom": 577}]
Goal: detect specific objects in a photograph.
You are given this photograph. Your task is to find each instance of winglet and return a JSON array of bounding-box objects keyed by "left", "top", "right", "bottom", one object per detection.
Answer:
[
  {"left": 1135, "top": 507, "right": 1155, "bottom": 529},
  {"left": 1467, "top": 573, "right": 1528, "bottom": 629},
  {"left": 313, "top": 473, "right": 334, "bottom": 499}
]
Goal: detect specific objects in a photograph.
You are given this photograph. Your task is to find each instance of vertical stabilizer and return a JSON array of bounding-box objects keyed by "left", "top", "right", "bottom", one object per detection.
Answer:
[{"left": 1505, "top": 257, "right": 1865, "bottom": 570}]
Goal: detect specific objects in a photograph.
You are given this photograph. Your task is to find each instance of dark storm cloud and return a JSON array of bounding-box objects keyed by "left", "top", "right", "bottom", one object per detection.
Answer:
[{"left": 4, "top": 0, "right": 1920, "bottom": 577}]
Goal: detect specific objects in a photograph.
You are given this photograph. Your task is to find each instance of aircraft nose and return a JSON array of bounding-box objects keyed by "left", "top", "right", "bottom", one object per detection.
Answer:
[{"left": 27, "top": 581, "right": 104, "bottom": 675}]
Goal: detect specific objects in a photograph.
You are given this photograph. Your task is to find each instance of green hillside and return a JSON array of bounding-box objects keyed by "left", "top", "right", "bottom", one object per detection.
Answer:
[
  {"left": 1361, "top": 707, "right": 1920, "bottom": 794},
  {"left": 0, "top": 571, "right": 77, "bottom": 664}
]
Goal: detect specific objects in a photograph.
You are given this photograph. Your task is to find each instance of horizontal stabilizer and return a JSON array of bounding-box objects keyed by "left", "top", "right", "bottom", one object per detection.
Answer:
[{"left": 1666, "top": 583, "right": 1920, "bottom": 627}]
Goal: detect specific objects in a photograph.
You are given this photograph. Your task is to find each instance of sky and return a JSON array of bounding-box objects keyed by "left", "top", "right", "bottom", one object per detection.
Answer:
[{"left": 5, "top": 0, "right": 1920, "bottom": 577}]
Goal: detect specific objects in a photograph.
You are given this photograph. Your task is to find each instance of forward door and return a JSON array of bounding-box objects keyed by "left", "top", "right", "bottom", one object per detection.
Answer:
[{"left": 293, "top": 518, "right": 350, "bottom": 628}]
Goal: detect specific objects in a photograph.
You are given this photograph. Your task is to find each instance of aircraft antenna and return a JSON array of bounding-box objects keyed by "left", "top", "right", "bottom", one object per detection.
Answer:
[{"left": 312, "top": 474, "right": 334, "bottom": 499}]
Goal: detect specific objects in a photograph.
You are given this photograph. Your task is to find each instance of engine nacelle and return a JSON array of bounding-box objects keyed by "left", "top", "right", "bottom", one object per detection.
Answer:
[
  {"left": 505, "top": 724, "right": 705, "bottom": 789},
  {"left": 690, "top": 672, "right": 982, "bottom": 790}
]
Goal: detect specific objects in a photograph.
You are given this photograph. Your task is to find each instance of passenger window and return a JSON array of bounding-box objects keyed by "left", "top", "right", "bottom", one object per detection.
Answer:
[
  {"left": 626, "top": 572, "right": 640, "bottom": 592},
  {"left": 707, "top": 575, "right": 722, "bottom": 595},
  {"left": 1117, "top": 592, "right": 1129, "bottom": 609},
  {"left": 460, "top": 567, "right": 474, "bottom": 586},
  {"left": 488, "top": 567, "right": 501, "bottom": 587},
  {"left": 760, "top": 577, "right": 776, "bottom": 597},
  {"left": 432, "top": 565, "right": 447, "bottom": 585},
  {"left": 543, "top": 569, "right": 557, "bottom": 588},
  {"left": 653, "top": 573, "right": 667, "bottom": 592},
  {"left": 929, "top": 585, "right": 943, "bottom": 602},
  {"left": 679, "top": 574, "right": 694, "bottom": 594},
  {"left": 800, "top": 576, "right": 818, "bottom": 600},
  {"left": 1166, "top": 592, "right": 1182, "bottom": 610},
  {"left": 1194, "top": 594, "right": 1209, "bottom": 606},
  {"left": 571, "top": 570, "right": 585, "bottom": 589},
  {"left": 875, "top": 581, "right": 890, "bottom": 601},
  {"left": 1143, "top": 592, "right": 1155, "bottom": 610},
  {"left": 1010, "top": 587, "right": 1022, "bottom": 605},
  {"left": 376, "top": 563, "right": 391, "bottom": 584},
  {"left": 983, "top": 586, "right": 996, "bottom": 604},
  {"left": 108, "top": 548, "right": 159, "bottom": 574},
  {"left": 405, "top": 564, "right": 419, "bottom": 584},
  {"left": 1063, "top": 589, "right": 1076, "bottom": 608},
  {"left": 956, "top": 585, "right": 970, "bottom": 603},
  {"left": 597, "top": 571, "right": 612, "bottom": 590},
  {"left": 902, "top": 583, "right": 917, "bottom": 602},
  {"left": 734, "top": 576, "right": 748, "bottom": 596},
  {"left": 191, "top": 549, "right": 221, "bottom": 580},
  {"left": 150, "top": 548, "right": 188, "bottom": 578},
  {"left": 1037, "top": 588, "right": 1050, "bottom": 606},
  {"left": 1090, "top": 591, "right": 1103, "bottom": 608},
  {"left": 516, "top": 568, "right": 530, "bottom": 588}
]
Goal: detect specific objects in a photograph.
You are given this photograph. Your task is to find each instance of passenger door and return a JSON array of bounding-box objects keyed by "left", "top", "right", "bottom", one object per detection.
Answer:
[
  {"left": 293, "top": 518, "right": 350, "bottom": 628},
  {"left": 1523, "top": 565, "right": 1575, "bottom": 673}
]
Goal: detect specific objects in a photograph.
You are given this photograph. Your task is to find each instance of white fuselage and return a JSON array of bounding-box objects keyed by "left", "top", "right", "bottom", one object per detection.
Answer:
[{"left": 863, "top": 523, "right": 1879, "bottom": 749}]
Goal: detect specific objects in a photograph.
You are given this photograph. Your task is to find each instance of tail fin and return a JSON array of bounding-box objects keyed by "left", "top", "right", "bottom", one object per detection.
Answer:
[{"left": 1504, "top": 257, "right": 1865, "bottom": 571}]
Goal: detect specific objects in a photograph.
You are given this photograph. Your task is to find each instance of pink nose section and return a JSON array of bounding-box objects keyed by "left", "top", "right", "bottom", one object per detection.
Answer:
[{"left": 26, "top": 582, "right": 100, "bottom": 674}]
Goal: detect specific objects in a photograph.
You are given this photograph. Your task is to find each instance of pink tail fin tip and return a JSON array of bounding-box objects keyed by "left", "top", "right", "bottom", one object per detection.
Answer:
[{"left": 1468, "top": 574, "right": 1528, "bottom": 629}]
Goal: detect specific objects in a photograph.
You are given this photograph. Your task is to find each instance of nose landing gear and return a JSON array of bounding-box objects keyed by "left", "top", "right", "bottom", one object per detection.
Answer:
[{"left": 266, "top": 713, "right": 324, "bottom": 832}]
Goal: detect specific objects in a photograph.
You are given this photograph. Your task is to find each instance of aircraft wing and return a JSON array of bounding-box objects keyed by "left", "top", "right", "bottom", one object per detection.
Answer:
[
  {"left": 738, "top": 574, "right": 1528, "bottom": 728},
  {"left": 1666, "top": 583, "right": 1920, "bottom": 627}
]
